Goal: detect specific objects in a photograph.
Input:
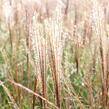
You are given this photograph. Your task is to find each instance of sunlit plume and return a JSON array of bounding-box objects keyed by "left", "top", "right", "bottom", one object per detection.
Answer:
[{"left": 3, "top": 3, "right": 12, "bottom": 20}]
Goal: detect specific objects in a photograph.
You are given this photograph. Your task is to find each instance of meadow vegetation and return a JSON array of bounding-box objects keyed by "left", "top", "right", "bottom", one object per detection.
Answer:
[{"left": 0, "top": 0, "right": 109, "bottom": 109}]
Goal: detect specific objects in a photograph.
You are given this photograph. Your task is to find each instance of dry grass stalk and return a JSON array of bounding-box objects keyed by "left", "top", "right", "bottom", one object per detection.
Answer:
[
  {"left": 32, "top": 75, "right": 38, "bottom": 109},
  {"left": 9, "top": 80, "right": 60, "bottom": 109},
  {"left": 100, "top": 37, "right": 109, "bottom": 107},
  {"left": 0, "top": 81, "right": 19, "bottom": 109},
  {"left": 47, "top": 38, "right": 60, "bottom": 107},
  {"left": 31, "top": 16, "right": 48, "bottom": 108},
  {"left": 37, "top": 35, "right": 47, "bottom": 108},
  {"left": 25, "top": 9, "right": 30, "bottom": 83}
]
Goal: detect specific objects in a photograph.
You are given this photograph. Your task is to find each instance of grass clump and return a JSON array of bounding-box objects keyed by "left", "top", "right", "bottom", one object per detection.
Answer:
[{"left": 0, "top": 0, "right": 109, "bottom": 109}]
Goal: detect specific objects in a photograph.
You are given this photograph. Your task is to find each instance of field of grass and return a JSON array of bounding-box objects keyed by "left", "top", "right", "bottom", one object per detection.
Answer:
[{"left": 0, "top": 0, "right": 109, "bottom": 109}]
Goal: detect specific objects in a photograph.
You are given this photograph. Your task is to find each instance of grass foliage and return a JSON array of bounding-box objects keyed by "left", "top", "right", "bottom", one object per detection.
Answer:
[{"left": 0, "top": 0, "right": 109, "bottom": 109}]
